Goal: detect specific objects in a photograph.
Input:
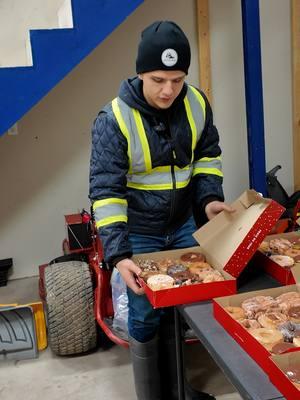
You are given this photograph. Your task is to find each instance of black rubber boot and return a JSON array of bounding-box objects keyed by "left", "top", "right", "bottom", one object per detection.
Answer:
[
  {"left": 159, "top": 308, "right": 216, "bottom": 400},
  {"left": 129, "top": 335, "right": 162, "bottom": 400}
]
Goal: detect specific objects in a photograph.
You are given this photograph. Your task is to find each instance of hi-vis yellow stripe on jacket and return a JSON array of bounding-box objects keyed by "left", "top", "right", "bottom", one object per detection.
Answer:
[{"left": 93, "top": 85, "right": 222, "bottom": 227}]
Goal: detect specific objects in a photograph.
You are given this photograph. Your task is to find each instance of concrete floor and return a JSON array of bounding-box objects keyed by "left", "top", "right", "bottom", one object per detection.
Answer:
[{"left": 0, "top": 277, "right": 242, "bottom": 400}]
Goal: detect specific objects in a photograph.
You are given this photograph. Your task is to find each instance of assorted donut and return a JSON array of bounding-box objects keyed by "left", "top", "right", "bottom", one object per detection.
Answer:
[
  {"left": 137, "top": 251, "right": 224, "bottom": 291},
  {"left": 224, "top": 291, "right": 300, "bottom": 354},
  {"left": 259, "top": 236, "right": 300, "bottom": 268}
]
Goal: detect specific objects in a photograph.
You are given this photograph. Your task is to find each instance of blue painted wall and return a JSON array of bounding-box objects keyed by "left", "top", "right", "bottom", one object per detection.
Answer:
[{"left": 0, "top": 0, "right": 143, "bottom": 136}]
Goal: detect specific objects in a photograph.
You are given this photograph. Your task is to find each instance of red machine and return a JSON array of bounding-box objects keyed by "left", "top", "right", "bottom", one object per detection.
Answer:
[{"left": 39, "top": 211, "right": 129, "bottom": 356}]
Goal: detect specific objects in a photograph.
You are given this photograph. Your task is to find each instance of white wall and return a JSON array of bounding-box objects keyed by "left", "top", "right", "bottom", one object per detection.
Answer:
[
  {"left": 0, "top": 0, "right": 293, "bottom": 279},
  {"left": 260, "top": 0, "right": 293, "bottom": 195},
  {"left": 0, "top": 0, "right": 72, "bottom": 67}
]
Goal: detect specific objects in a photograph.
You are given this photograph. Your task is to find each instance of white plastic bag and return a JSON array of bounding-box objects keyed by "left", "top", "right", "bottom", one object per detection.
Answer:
[{"left": 111, "top": 268, "right": 129, "bottom": 333}]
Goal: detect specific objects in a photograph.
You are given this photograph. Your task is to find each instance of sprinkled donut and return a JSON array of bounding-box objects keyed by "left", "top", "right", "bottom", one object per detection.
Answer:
[
  {"left": 147, "top": 274, "right": 174, "bottom": 291},
  {"left": 278, "top": 321, "right": 300, "bottom": 342}
]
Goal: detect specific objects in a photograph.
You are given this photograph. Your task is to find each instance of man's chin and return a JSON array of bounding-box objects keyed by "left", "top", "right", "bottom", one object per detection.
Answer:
[{"left": 156, "top": 99, "right": 173, "bottom": 109}]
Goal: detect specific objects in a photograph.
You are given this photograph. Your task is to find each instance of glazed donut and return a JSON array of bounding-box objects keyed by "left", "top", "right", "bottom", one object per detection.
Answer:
[
  {"left": 285, "top": 248, "right": 300, "bottom": 262},
  {"left": 257, "top": 312, "right": 288, "bottom": 329},
  {"left": 293, "top": 337, "right": 300, "bottom": 347},
  {"left": 288, "top": 306, "right": 300, "bottom": 323},
  {"left": 259, "top": 241, "right": 270, "bottom": 253},
  {"left": 292, "top": 242, "right": 300, "bottom": 250},
  {"left": 157, "top": 258, "right": 176, "bottom": 273},
  {"left": 167, "top": 264, "right": 187, "bottom": 276},
  {"left": 224, "top": 306, "right": 245, "bottom": 320},
  {"left": 269, "top": 254, "right": 294, "bottom": 268},
  {"left": 248, "top": 327, "right": 283, "bottom": 350},
  {"left": 180, "top": 251, "right": 206, "bottom": 263},
  {"left": 202, "top": 270, "right": 224, "bottom": 283},
  {"left": 239, "top": 318, "right": 261, "bottom": 329},
  {"left": 269, "top": 238, "right": 293, "bottom": 254},
  {"left": 189, "top": 263, "right": 213, "bottom": 274},
  {"left": 147, "top": 274, "right": 174, "bottom": 291},
  {"left": 192, "top": 267, "right": 214, "bottom": 282},
  {"left": 271, "top": 342, "right": 295, "bottom": 354}
]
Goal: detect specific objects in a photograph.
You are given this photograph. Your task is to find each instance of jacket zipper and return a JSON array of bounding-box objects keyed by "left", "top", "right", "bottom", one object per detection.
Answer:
[{"left": 167, "top": 115, "right": 176, "bottom": 223}]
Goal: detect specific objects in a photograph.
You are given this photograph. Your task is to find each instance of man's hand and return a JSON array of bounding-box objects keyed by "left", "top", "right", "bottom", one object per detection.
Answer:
[
  {"left": 116, "top": 258, "right": 145, "bottom": 295},
  {"left": 205, "top": 201, "right": 235, "bottom": 220}
]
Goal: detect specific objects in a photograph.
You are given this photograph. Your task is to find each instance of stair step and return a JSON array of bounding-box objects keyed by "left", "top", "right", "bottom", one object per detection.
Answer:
[{"left": 0, "top": 0, "right": 73, "bottom": 68}]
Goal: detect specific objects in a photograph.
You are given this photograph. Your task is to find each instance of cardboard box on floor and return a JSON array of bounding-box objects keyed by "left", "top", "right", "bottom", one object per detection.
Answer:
[
  {"left": 253, "top": 231, "right": 300, "bottom": 285},
  {"left": 269, "top": 352, "right": 300, "bottom": 399},
  {"left": 213, "top": 264, "right": 300, "bottom": 372},
  {"left": 133, "top": 189, "right": 284, "bottom": 308}
]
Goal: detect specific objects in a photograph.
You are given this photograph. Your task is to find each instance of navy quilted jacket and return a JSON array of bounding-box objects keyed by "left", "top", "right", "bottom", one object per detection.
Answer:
[{"left": 89, "top": 77, "right": 224, "bottom": 265}]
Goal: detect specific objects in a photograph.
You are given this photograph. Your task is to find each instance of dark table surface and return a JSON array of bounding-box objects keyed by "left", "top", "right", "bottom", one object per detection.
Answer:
[{"left": 178, "top": 267, "right": 286, "bottom": 400}]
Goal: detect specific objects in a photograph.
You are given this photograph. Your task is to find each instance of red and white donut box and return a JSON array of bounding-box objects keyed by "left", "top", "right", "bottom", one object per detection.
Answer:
[
  {"left": 253, "top": 231, "right": 300, "bottom": 286},
  {"left": 213, "top": 272, "right": 300, "bottom": 372},
  {"left": 134, "top": 190, "right": 284, "bottom": 308},
  {"left": 269, "top": 352, "right": 300, "bottom": 399}
]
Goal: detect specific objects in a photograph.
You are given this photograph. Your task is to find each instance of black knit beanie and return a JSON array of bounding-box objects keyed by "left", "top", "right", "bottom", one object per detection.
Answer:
[{"left": 136, "top": 21, "right": 191, "bottom": 74}]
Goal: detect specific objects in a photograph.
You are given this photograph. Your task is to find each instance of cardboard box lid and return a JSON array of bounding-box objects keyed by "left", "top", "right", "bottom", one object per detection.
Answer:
[{"left": 193, "top": 189, "right": 285, "bottom": 278}]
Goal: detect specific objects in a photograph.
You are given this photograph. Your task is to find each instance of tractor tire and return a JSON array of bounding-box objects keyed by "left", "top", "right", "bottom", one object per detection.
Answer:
[{"left": 44, "top": 261, "right": 97, "bottom": 356}]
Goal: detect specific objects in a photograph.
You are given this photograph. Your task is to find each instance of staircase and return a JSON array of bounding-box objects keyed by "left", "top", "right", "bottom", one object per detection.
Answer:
[{"left": 0, "top": 0, "right": 143, "bottom": 137}]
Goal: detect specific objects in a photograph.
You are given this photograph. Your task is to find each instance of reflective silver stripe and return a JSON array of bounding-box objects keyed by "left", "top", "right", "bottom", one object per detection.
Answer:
[
  {"left": 93, "top": 199, "right": 128, "bottom": 227},
  {"left": 193, "top": 156, "right": 223, "bottom": 177},
  {"left": 185, "top": 86, "right": 206, "bottom": 147},
  {"left": 114, "top": 97, "right": 149, "bottom": 172},
  {"left": 111, "top": 87, "right": 206, "bottom": 189},
  {"left": 127, "top": 165, "right": 193, "bottom": 190}
]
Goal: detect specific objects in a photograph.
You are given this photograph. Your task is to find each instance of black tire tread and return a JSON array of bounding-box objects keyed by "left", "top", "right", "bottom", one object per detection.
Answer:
[{"left": 44, "top": 261, "right": 97, "bottom": 355}]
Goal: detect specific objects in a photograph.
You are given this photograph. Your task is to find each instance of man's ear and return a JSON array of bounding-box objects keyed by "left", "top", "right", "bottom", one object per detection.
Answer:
[{"left": 138, "top": 74, "right": 143, "bottom": 80}]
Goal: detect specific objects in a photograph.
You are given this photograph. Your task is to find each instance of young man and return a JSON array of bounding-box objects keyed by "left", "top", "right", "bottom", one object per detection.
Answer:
[{"left": 90, "top": 20, "right": 232, "bottom": 400}]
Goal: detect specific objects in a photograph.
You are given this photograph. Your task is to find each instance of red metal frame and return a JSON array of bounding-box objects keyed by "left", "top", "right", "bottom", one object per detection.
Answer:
[
  {"left": 63, "top": 221, "right": 129, "bottom": 348},
  {"left": 39, "top": 212, "right": 198, "bottom": 349}
]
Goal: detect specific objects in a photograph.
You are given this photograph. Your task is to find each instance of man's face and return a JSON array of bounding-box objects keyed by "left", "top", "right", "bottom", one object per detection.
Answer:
[{"left": 138, "top": 70, "right": 186, "bottom": 110}]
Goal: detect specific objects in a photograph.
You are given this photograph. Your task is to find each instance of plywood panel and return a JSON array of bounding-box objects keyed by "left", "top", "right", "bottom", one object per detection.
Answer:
[{"left": 196, "top": 0, "right": 212, "bottom": 102}]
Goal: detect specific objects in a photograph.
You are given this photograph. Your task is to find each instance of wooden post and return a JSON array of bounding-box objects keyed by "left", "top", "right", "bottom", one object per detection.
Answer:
[
  {"left": 292, "top": 0, "right": 300, "bottom": 190},
  {"left": 196, "top": 0, "right": 212, "bottom": 103}
]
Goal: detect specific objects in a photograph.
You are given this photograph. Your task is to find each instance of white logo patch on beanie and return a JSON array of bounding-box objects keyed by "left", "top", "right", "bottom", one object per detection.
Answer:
[{"left": 161, "top": 48, "right": 178, "bottom": 67}]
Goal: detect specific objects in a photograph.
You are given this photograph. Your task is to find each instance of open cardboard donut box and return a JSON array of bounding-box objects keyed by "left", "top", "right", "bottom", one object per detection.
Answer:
[
  {"left": 213, "top": 265, "right": 300, "bottom": 375},
  {"left": 133, "top": 190, "right": 284, "bottom": 308},
  {"left": 252, "top": 231, "right": 300, "bottom": 286}
]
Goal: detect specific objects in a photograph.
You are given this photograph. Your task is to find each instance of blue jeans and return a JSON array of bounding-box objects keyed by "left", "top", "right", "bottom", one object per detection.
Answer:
[{"left": 127, "top": 216, "right": 198, "bottom": 342}]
